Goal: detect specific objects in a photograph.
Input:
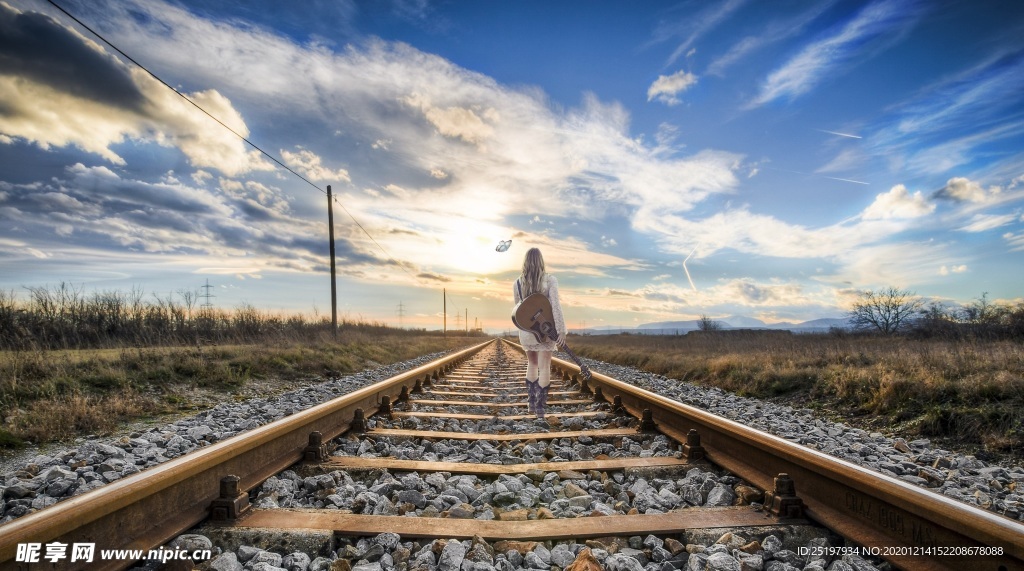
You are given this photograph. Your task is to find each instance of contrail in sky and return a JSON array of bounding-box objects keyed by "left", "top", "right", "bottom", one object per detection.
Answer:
[
  {"left": 823, "top": 175, "right": 869, "bottom": 185},
  {"left": 682, "top": 246, "right": 698, "bottom": 291},
  {"left": 765, "top": 166, "right": 868, "bottom": 185},
  {"left": 816, "top": 129, "right": 862, "bottom": 139}
]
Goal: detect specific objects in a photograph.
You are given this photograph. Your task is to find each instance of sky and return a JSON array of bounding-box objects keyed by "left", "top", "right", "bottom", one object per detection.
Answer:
[{"left": 1, "top": 0, "right": 1023, "bottom": 333}]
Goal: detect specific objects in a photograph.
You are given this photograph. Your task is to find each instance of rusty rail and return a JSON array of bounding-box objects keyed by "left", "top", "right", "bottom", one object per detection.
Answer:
[
  {"left": 503, "top": 339, "right": 1024, "bottom": 571},
  {"left": 0, "top": 339, "right": 493, "bottom": 571}
]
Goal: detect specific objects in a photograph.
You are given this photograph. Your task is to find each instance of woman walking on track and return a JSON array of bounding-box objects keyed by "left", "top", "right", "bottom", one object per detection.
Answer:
[{"left": 513, "top": 247, "right": 566, "bottom": 419}]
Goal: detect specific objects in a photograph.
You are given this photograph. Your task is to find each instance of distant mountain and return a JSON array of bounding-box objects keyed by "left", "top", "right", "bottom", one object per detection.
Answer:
[
  {"left": 628, "top": 316, "right": 850, "bottom": 333},
  {"left": 636, "top": 320, "right": 700, "bottom": 331},
  {"left": 722, "top": 315, "right": 767, "bottom": 328},
  {"left": 777, "top": 317, "right": 849, "bottom": 331}
]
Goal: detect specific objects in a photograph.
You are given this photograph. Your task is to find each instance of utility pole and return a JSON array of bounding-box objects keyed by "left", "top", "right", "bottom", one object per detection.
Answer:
[
  {"left": 327, "top": 185, "right": 337, "bottom": 338},
  {"left": 465, "top": 308, "right": 468, "bottom": 334},
  {"left": 396, "top": 301, "right": 406, "bottom": 329},
  {"left": 443, "top": 288, "right": 446, "bottom": 338}
]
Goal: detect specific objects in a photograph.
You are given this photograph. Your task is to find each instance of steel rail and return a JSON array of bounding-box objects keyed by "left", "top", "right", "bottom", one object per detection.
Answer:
[
  {"left": 503, "top": 339, "right": 1024, "bottom": 571},
  {"left": 0, "top": 339, "right": 494, "bottom": 571}
]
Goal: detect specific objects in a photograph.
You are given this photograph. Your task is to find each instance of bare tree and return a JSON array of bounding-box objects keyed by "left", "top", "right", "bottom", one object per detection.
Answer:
[
  {"left": 848, "top": 287, "right": 922, "bottom": 335},
  {"left": 697, "top": 314, "right": 721, "bottom": 331},
  {"left": 178, "top": 288, "right": 199, "bottom": 321}
]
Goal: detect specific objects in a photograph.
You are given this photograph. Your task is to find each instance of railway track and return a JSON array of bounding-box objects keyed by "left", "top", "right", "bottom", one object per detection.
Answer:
[{"left": 0, "top": 338, "right": 1020, "bottom": 571}]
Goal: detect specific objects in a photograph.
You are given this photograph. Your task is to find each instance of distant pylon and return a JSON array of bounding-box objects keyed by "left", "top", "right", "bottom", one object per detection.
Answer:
[
  {"left": 200, "top": 279, "right": 215, "bottom": 310},
  {"left": 396, "top": 301, "right": 406, "bottom": 329}
]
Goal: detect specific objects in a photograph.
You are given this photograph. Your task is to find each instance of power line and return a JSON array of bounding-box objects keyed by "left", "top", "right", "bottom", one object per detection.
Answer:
[{"left": 44, "top": 0, "right": 424, "bottom": 285}]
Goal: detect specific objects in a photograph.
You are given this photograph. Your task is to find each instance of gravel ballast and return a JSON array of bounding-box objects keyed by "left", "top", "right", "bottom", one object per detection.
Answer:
[
  {"left": 1, "top": 344, "right": 1020, "bottom": 571},
  {"left": 0, "top": 350, "right": 455, "bottom": 524}
]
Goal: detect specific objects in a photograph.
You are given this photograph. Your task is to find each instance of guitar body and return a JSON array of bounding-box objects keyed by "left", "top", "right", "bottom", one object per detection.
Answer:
[
  {"left": 512, "top": 294, "right": 557, "bottom": 344},
  {"left": 512, "top": 293, "right": 592, "bottom": 380}
]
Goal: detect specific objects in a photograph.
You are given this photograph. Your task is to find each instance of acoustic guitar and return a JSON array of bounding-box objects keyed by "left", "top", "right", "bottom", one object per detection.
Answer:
[{"left": 512, "top": 293, "right": 592, "bottom": 380}]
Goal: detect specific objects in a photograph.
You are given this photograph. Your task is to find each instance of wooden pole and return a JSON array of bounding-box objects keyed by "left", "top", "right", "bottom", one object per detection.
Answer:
[
  {"left": 443, "top": 288, "right": 446, "bottom": 339},
  {"left": 327, "top": 185, "right": 337, "bottom": 338}
]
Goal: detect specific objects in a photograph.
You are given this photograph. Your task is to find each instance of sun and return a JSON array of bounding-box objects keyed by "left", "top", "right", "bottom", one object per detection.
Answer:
[{"left": 438, "top": 222, "right": 519, "bottom": 276}]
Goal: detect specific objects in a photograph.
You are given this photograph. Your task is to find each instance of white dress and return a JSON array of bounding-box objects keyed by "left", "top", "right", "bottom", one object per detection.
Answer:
[{"left": 513, "top": 273, "right": 567, "bottom": 351}]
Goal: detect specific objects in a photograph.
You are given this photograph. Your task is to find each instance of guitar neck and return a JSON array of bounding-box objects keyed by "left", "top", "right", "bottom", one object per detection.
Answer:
[{"left": 558, "top": 342, "right": 592, "bottom": 379}]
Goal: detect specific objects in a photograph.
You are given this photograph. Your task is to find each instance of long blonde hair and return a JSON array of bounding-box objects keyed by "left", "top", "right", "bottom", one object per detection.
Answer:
[{"left": 520, "top": 247, "right": 546, "bottom": 297}]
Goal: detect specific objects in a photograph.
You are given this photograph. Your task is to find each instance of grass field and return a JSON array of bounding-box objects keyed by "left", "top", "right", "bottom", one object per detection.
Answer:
[
  {"left": 0, "top": 331, "right": 481, "bottom": 447},
  {"left": 567, "top": 331, "right": 1024, "bottom": 463},
  {"left": 4, "top": 314, "right": 1022, "bottom": 466}
]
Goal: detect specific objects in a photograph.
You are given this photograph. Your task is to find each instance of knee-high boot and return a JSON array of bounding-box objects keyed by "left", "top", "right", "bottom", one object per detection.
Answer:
[
  {"left": 525, "top": 379, "right": 539, "bottom": 413},
  {"left": 536, "top": 384, "right": 551, "bottom": 419}
]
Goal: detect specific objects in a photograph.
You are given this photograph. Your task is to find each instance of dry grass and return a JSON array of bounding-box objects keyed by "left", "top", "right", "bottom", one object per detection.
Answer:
[
  {"left": 569, "top": 332, "right": 1024, "bottom": 461},
  {"left": 0, "top": 332, "right": 482, "bottom": 447}
]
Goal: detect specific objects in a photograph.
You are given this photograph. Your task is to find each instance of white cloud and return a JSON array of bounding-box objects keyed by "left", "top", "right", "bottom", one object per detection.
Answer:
[
  {"left": 816, "top": 148, "right": 866, "bottom": 174},
  {"left": 651, "top": 0, "right": 748, "bottom": 66},
  {"left": 0, "top": 3, "right": 270, "bottom": 176},
  {"left": 403, "top": 93, "right": 497, "bottom": 146},
  {"left": 750, "top": 0, "right": 919, "bottom": 107},
  {"left": 1004, "top": 231, "right": 1024, "bottom": 252},
  {"left": 957, "top": 213, "right": 1017, "bottom": 232},
  {"left": 939, "top": 264, "right": 967, "bottom": 275},
  {"left": 935, "top": 176, "right": 999, "bottom": 203},
  {"left": 27, "top": 0, "right": 741, "bottom": 287},
  {"left": 647, "top": 70, "right": 698, "bottom": 106},
  {"left": 191, "top": 170, "right": 213, "bottom": 186},
  {"left": 280, "top": 148, "right": 351, "bottom": 183},
  {"left": 706, "top": 2, "right": 834, "bottom": 77},
  {"left": 862, "top": 184, "right": 934, "bottom": 220},
  {"left": 580, "top": 277, "right": 834, "bottom": 317},
  {"left": 825, "top": 241, "right": 963, "bottom": 288}
]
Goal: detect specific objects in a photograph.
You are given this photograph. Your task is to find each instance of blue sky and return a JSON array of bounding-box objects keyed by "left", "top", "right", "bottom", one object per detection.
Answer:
[{"left": 1, "top": 0, "right": 1023, "bottom": 332}]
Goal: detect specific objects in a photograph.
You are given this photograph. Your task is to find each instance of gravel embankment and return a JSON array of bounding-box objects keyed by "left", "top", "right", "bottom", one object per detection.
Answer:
[
  {"left": 579, "top": 359, "right": 1023, "bottom": 522},
  {"left": 0, "top": 350, "right": 455, "bottom": 524},
  {"left": 3, "top": 348, "right": 1020, "bottom": 571}
]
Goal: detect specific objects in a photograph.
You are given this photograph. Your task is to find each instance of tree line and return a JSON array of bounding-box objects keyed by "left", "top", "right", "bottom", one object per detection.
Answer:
[
  {"left": 0, "top": 283, "right": 426, "bottom": 350},
  {"left": 848, "top": 287, "right": 1024, "bottom": 339}
]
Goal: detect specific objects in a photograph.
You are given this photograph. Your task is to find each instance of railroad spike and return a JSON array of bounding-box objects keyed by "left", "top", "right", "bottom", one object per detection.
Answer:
[
  {"left": 612, "top": 395, "right": 626, "bottom": 414},
  {"left": 210, "top": 475, "right": 250, "bottom": 521},
  {"left": 593, "top": 386, "right": 604, "bottom": 403},
  {"left": 350, "top": 408, "right": 367, "bottom": 433},
  {"left": 764, "top": 473, "right": 805, "bottom": 519},
  {"left": 303, "top": 431, "right": 329, "bottom": 463},
  {"left": 398, "top": 385, "right": 410, "bottom": 402},
  {"left": 379, "top": 395, "right": 393, "bottom": 418},
  {"left": 682, "top": 429, "right": 705, "bottom": 461},
  {"left": 412, "top": 379, "right": 424, "bottom": 393},
  {"left": 638, "top": 409, "right": 657, "bottom": 433}
]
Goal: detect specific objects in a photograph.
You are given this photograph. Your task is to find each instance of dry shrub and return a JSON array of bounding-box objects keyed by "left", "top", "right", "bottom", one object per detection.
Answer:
[
  {"left": 571, "top": 332, "right": 1024, "bottom": 458},
  {"left": 0, "top": 333, "right": 481, "bottom": 446},
  {"left": 6, "top": 392, "right": 160, "bottom": 443}
]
